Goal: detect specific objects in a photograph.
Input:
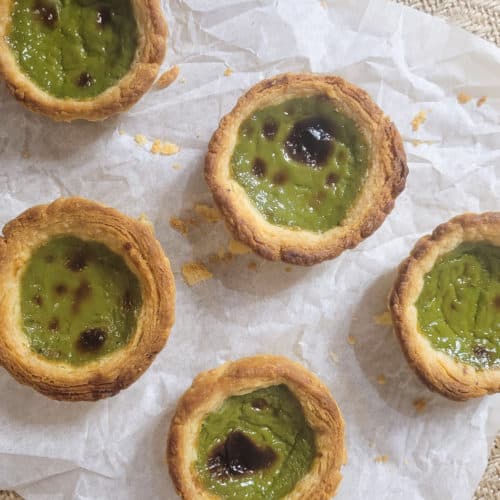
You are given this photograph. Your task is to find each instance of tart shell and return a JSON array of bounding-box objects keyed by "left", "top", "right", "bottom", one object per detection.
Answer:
[
  {"left": 0, "top": 0, "right": 167, "bottom": 121},
  {"left": 205, "top": 73, "right": 408, "bottom": 265},
  {"left": 0, "top": 197, "right": 175, "bottom": 401},
  {"left": 390, "top": 213, "right": 500, "bottom": 401},
  {"left": 167, "top": 355, "right": 346, "bottom": 500}
]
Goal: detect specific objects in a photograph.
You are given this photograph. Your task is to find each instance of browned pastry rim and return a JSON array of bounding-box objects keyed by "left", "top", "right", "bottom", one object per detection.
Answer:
[
  {"left": 390, "top": 213, "right": 500, "bottom": 401},
  {"left": 0, "top": 0, "right": 167, "bottom": 121},
  {"left": 167, "top": 355, "right": 346, "bottom": 500},
  {"left": 0, "top": 197, "right": 175, "bottom": 401},
  {"left": 205, "top": 73, "right": 408, "bottom": 265}
]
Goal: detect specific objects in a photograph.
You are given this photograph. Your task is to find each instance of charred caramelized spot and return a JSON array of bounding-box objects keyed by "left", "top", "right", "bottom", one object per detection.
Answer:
[
  {"left": 451, "top": 302, "right": 458, "bottom": 311},
  {"left": 285, "top": 116, "right": 335, "bottom": 168},
  {"left": 252, "top": 158, "right": 267, "bottom": 177},
  {"left": 33, "top": 295, "right": 43, "bottom": 306},
  {"left": 44, "top": 254, "right": 55, "bottom": 263},
  {"left": 77, "top": 72, "right": 95, "bottom": 88},
  {"left": 66, "top": 249, "right": 87, "bottom": 271},
  {"left": 494, "top": 295, "right": 500, "bottom": 309},
  {"left": 33, "top": 0, "right": 58, "bottom": 28},
  {"left": 325, "top": 173, "right": 338, "bottom": 186},
  {"left": 123, "top": 242, "right": 132, "bottom": 252},
  {"left": 54, "top": 283, "right": 68, "bottom": 296},
  {"left": 207, "top": 431, "right": 277, "bottom": 479},
  {"left": 77, "top": 328, "right": 106, "bottom": 352},
  {"left": 272, "top": 171, "right": 288, "bottom": 185},
  {"left": 96, "top": 6, "right": 112, "bottom": 26},
  {"left": 473, "top": 345, "right": 490, "bottom": 361},
  {"left": 251, "top": 398, "right": 269, "bottom": 410},
  {"left": 262, "top": 118, "right": 278, "bottom": 139},
  {"left": 48, "top": 317, "right": 59, "bottom": 331},
  {"left": 73, "top": 280, "right": 91, "bottom": 313},
  {"left": 241, "top": 124, "right": 254, "bottom": 137}
]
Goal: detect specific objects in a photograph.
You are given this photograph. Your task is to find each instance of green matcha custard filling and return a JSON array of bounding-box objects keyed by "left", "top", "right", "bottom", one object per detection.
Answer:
[
  {"left": 21, "top": 235, "right": 142, "bottom": 365},
  {"left": 417, "top": 242, "right": 500, "bottom": 369},
  {"left": 231, "top": 96, "right": 369, "bottom": 232},
  {"left": 196, "top": 384, "right": 316, "bottom": 500},
  {"left": 8, "top": 0, "right": 138, "bottom": 99}
]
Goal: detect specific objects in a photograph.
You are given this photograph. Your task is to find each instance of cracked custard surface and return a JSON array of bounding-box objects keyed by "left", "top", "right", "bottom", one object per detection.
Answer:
[
  {"left": 416, "top": 242, "right": 500, "bottom": 368},
  {"left": 21, "top": 236, "right": 141, "bottom": 365},
  {"left": 196, "top": 384, "right": 316, "bottom": 500},
  {"left": 231, "top": 96, "right": 369, "bottom": 232},
  {"left": 8, "top": 0, "right": 138, "bottom": 99}
]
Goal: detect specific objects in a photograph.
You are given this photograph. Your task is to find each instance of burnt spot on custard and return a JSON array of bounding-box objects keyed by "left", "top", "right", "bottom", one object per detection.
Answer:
[
  {"left": 96, "top": 6, "right": 112, "bottom": 26},
  {"left": 33, "top": 0, "right": 59, "bottom": 28},
  {"left": 54, "top": 283, "right": 68, "bottom": 296},
  {"left": 272, "top": 171, "right": 288, "bottom": 185},
  {"left": 325, "top": 173, "right": 338, "bottom": 186},
  {"left": 77, "top": 327, "right": 107, "bottom": 352},
  {"left": 252, "top": 158, "right": 267, "bottom": 177},
  {"left": 72, "top": 279, "right": 91, "bottom": 313},
  {"left": 48, "top": 317, "right": 59, "bottom": 332},
  {"left": 77, "top": 72, "right": 95, "bottom": 88},
  {"left": 66, "top": 249, "right": 88, "bottom": 271},
  {"left": 262, "top": 118, "right": 278, "bottom": 139}
]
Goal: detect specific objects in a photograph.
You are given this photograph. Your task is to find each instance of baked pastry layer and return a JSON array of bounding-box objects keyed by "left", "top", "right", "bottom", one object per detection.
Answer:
[
  {"left": 167, "top": 355, "right": 346, "bottom": 499},
  {"left": 390, "top": 213, "right": 500, "bottom": 400},
  {"left": 0, "top": 197, "right": 175, "bottom": 401},
  {"left": 205, "top": 73, "right": 407, "bottom": 265},
  {"left": 0, "top": 0, "right": 167, "bottom": 121}
]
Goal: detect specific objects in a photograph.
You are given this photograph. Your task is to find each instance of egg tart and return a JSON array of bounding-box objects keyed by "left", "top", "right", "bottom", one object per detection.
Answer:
[
  {"left": 0, "top": 0, "right": 167, "bottom": 121},
  {"left": 205, "top": 73, "right": 407, "bottom": 265},
  {"left": 167, "top": 355, "right": 346, "bottom": 500},
  {"left": 390, "top": 213, "right": 500, "bottom": 400},
  {"left": 0, "top": 197, "right": 175, "bottom": 401}
]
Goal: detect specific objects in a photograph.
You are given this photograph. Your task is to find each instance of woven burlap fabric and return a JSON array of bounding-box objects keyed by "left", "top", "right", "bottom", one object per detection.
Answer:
[{"left": 0, "top": 1, "right": 498, "bottom": 500}]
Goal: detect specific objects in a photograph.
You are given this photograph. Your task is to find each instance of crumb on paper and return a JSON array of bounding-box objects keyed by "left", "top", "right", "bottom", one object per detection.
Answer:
[
  {"left": 170, "top": 217, "right": 189, "bottom": 235},
  {"left": 151, "top": 139, "right": 180, "bottom": 156},
  {"left": 374, "top": 311, "right": 392, "bottom": 326},
  {"left": 156, "top": 65, "right": 180, "bottom": 89},
  {"left": 374, "top": 455, "right": 389, "bottom": 463},
  {"left": 179, "top": 77, "right": 186, "bottom": 84},
  {"left": 248, "top": 261, "right": 257, "bottom": 271},
  {"left": 376, "top": 373, "right": 387, "bottom": 385},
  {"left": 22, "top": 150, "right": 30, "bottom": 159},
  {"left": 410, "top": 138, "right": 438, "bottom": 147},
  {"left": 320, "top": 0, "right": 328, "bottom": 8},
  {"left": 285, "top": 266, "right": 292, "bottom": 272},
  {"left": 195, "top": 204, "right": 221, "bottom": 223},
  {"left": 118, "top": 128, "right": 126, "bottom": 135},
  {"left": 182, "top": 262, "right": 213, "bottom": 286},
  {"left": 477, "top": 96, "right": 487, "bottom": 107},
  {"left": 457, "top": 92, "right": 472, "bottom": 104},
  {"left": 224, "top": 67, "right": 233, "bottom": 77},
  {"left": 413, "top": 398, "right": 427, "bottom": 413},
  {"left": 347, "top": 335, "right": 356, "bottom": 345},
  {"left": 330, "top": 351, "right": 339, "bottom": 363},
  {"left": 411, "top": 110, "right": 427, "bottom": 132},
  {"left": 172, "top": 163, "right": 183, "bottom": 170},
  {"left": 368, "top": 441, "right": 375, "bottom": 448},
  {"left": 229, "top": 239, "right": 251, "bottom": 255},
  {"left": 134, "top": 134, "right": 147, "bottom": 145}
]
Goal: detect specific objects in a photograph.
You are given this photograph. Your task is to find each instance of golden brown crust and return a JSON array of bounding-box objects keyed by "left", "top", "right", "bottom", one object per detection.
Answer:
[
  {"left": 0, "top": 0, "right": 167, "bottom": 121},
  {"left": 390, "top": 213, "right": 500, "bottom": 401},
  {"left": 0, "top": 197, "right": 176, "bottom": 401},
  {"left": 167, "top": 355, "right": 346, "bottom": 500},
  {"left": 205, "top": 73, "right": 408, "bottom": 265}
]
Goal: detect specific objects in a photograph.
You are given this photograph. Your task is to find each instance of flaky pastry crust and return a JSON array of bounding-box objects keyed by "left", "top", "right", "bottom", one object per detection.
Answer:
[
  {"left": 167, "top": 355, "right": 346, "bottom": 500},
  {"left": 0, "top": 0, "right": 167, "bottom": 121},
  {"left": 390, "top": 213, "right": 500, "bottom": 400},
  {"left": 205, "top": 73, "right": 407, "bottom": 265},
  {"left": 0, "top": 197, "right": 175, "bottom": 401}
]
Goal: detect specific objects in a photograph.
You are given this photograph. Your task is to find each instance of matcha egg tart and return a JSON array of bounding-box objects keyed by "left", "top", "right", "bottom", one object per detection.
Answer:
[
  {"left": 0, "top": 197, "right": 175, "bottom": 401},
  {"left": 390, "top": 213, "right": 500, "bottom": 400},
  {"left": 205, "top": 73, "right": 407, "bottom": 265},
  {"left": 167, "top": 355, "right": 345, "bottom": 500},
  {"left": 0, "top": 0, "right": 167, "bottom": 121}
]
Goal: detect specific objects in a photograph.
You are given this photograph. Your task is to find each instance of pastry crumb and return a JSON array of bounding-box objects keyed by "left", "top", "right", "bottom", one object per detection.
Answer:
[
  {"left": 156, "top": 65, "right": 180, "bottom": 89},
  {"left": 134, "top": 134, "right": 148, "bottom": 145},
  {"left": 151, "top": 139, "right": 180, "bottom": 156},
  {"left": 409, "top": 138, "right": 438, "bottom": 147},
  {"left": 330, "top": 351, "right": 339, "bottom": 363},
  {"left": 182, "top": 262, "right": 213, "bottom": 286},
  {"left": 376, "top": 373, "right": 387, "bottom": 385},
  {"left": 118, "top": 128, "right": 126, "bottom": 135},
  {"left": 347, "top": 335, "right": 357, "bottom": 345},
  {"left": 457, "top": 92, "right": 472, "bottom": 104},
  {"left": 195, "top": 204, "right": 221, "bottom": 223},
  {"left": 228, "top": 239, "right": 251, "bottom": 255},
  {"left": 374, "top": 311, "right": 392, "bottom": 326},
  {"left": 170, "top": 217, "right": 189, "bottom": 235},
  {"left": 413, "top": 398, "right": 427, "bottom": 413},
  {"left": 21, "top": 150, "right": 31, "bottom": 159},
  {"left": 224, "top": 67, "right": 233, "bottom": 77},
  {"left": 285, "top": 266, "right": 293, "bottom": 272},
  {"left": 477, "top": 96, "right": 487, "bottom": 107},
  {"left": 374, "top": 455, "right": 389, "bottom": 463},
  {"left": 172, "top": 163, "right": 183, "bottom": 170},
  {"left": 411, "top": 110, "right": 427, "bottom": 131},
  {"left": 247, "top": 261, "right": 258, "bottom": 271}
]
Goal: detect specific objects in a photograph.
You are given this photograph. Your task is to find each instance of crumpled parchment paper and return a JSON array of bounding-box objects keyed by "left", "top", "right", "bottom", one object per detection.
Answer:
[{"left": 0, "top": 0, "right": 499, "bottom": 498}]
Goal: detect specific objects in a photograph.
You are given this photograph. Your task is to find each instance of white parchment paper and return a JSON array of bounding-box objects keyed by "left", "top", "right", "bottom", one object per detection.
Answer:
[{"left": 0, "top": 0, "right": 499, "bottom": 498}]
